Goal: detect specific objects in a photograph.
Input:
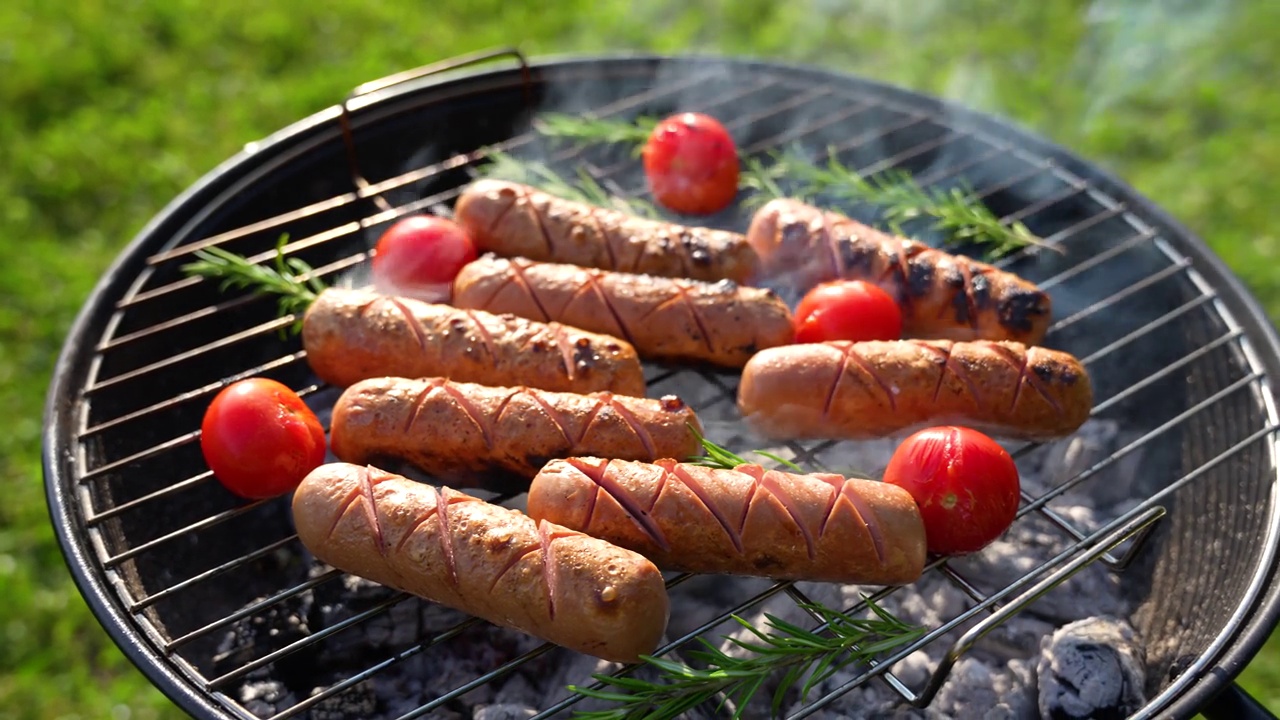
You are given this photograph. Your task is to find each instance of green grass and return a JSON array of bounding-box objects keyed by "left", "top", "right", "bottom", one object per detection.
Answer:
[{"left": 3, "top": 0, "right": 1280, "bottom": 717}]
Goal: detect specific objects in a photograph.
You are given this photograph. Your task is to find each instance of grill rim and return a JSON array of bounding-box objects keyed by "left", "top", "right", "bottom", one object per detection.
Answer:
[{"left": 40, "top": 51, "right": 1280, "bottom": 720}]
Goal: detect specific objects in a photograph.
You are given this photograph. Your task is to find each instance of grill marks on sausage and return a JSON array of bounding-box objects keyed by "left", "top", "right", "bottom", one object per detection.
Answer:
[
  {"left": 548, "top": 323, "right": 577, "bottom": 381},
  {"left": 462, "top": 309, "right": 499, "bottom": 361},
  {"left": 527, "top": 192, "right": 558, "bottom": 258},
  {"left": 834, "top": 343, "right": 898, "bottom": 414},
  {"left": 535, "top": 519, "right": 560, "bottom": 619},
  {"left": 670, "top": 283, "right": 716, "bottom": 355},
  {"left": 984, "top": 342, "right": 1064, "bottom": 415},
  {"left": 387, "top": 298, "right": 430, "bottom": 352},
  {"left": 358, "top": 466, "right": 388, "bottom": 556},
  {"left": 840, "top": 483, "right": 887, "bottom": 566},
  {"left": 669, "top": 463, "right": 744, "bottom": 553},
  {"left": 506, "top": 260, "right": 554, "bottom": 322},
  {"left": 919, "top": 341, "right": 983, "bottom": 408},
  {"left": 433, "top": 486, "right": 460, "bottom": 587},
  {"left": 524, "top": 390, "right": 576, "bottom": 448},
  {"left": 578, "top": 270, "right": 634, "bottom": 345},
  {"left": 739, "top": 465, "right": 817, "bottom": 560},
  {"left": 601, "top": 395, "right": 657, "bottom": 459},
  {"left": 568, "top": 458, "right": 671, "bottom": 552},
  {"left": 587, "top": 206, "right": 620, "bottom": 271}
]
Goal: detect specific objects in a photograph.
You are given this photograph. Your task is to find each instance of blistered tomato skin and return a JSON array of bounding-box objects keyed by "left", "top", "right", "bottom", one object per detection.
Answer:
[
  {"left": 642, "top": 113, "right": 740, "bottom": 215},
  {"left": 371, "top": 215, "right": 477, "bottom": 301},
  {"left": 200, "top": 378, "right": 327, "bottom": 500},
  {"left": 793, "top": 280, "right": 904, "bottom": 343},
  {"left": 881, "top": 426, "right": 1021, "bottom": 555}
]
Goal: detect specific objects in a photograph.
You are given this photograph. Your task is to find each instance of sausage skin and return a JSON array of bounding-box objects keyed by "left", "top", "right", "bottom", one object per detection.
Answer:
[
  {"left": 747, "top": 199, "right": 1052, "bottom": 345},
  {"left": 527, "top": 457, "right": 926, "bottom": 585},
  {"left": 455, "top": 178, "right": 757, "bottom": 283},
  {"left": 292, "top": 462, "right": 669, "bottom": 663},
  {"left": 737, "top": 340, "right": 1092, "bottom": 441},
  {"left": 331, "top": 376, "right": 704, "bottom": 486},
  {"left": 302, "top": 287, "right": 645, "bottom": 396},
  {"left": 451, "top": 255, "right": 794, "bottom": 369}
]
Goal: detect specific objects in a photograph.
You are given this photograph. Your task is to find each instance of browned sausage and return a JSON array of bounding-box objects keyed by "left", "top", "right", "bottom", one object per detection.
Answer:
[
  {"left": 301, "top": 287, "right": 646, "bottom": 396},
  {"left": 451, "top": 255, "right": 794, "bottom": 369},
  {"left": 527, "top": 457, "right": 926, "bottom": 585},
  {"left": 331, "top": 376, "right": 704, "bottom": 486},
  {"left": 292, "top": 462, "right": 670, "bottom": 663},
  {"left": 746, "top": 199, "right": 1052, "bottom": 345},
  {"left": 737, "top": 340, "right": 1092, "bottom": 441},
  {"left": 455, "top": 178, "right": 757, "bottom": 283}
]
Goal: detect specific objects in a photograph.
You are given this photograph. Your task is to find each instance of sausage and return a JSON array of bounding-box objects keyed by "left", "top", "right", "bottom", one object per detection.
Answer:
[
  {"left": 331, "top": 376, "right": 704, "bottom": 486},
  {"left": 527, "top": 457, "right": 926, "bottom": 585},
  {"left": 301, "top": 287, "right": 646, "bottom": 396},
  {"left": 737, "top": 340, "right": 1092, "bottom": 441},
  {"left": 746, "top": 198, "right": 1052, "bottom": 345},
  {"left": 451, "top": 255, "right": 794, "bottom": 368},
  {"left": 455, "top": 178, "right": 757, "bottom": 283},
  {"left": 292, "top": 462, "right": 669, "bottom": 663}
]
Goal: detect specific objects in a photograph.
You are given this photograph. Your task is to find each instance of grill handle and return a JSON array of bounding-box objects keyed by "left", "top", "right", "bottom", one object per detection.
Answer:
[
  {"left": 336, "top": 46, "right": 533, "bottom": 212},
  {"left": 1201, "top": 682, "right": 1277, "bottom": 720}
]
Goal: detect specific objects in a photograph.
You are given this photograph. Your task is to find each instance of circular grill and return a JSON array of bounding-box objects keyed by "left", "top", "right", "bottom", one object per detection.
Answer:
[{"left": 42, "top": 51, "right": 1280, "bottom": 719}]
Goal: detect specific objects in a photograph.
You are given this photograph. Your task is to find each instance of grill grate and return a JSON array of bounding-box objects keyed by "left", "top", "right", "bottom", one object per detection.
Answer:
[{"left": 47, "top": 53, "right": 1280, "bottom": 720}]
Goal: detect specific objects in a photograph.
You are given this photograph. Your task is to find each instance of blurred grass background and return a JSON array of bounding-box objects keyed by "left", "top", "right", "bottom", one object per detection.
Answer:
[{"left": 3, "top": 0, "right": 1279, "bottom": 717}]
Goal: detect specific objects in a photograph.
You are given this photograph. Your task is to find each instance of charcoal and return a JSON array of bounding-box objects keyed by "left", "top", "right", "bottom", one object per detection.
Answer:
[
  {"left": 213, "top": 587, "right": 316, "bottom": 693},
  {"left": 472, "top": 704, "right": 538, "bottom": 720},
  {"left": 1036, "top": 617, "right": 1146, "bottom": 720},
  {"left": 238, "top": 679, "right": 294, "bottom": 717},
  {"left": 307, "top": 684, "right": 379, "bottom": 720},
  {"left": 928, "top": 657, "right": 1037, "bottom": 719}
]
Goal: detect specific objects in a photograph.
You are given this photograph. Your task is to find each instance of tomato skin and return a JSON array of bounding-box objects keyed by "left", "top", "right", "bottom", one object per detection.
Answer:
[
  {"left": 371, "top": 215, "right": 477, "bottom": 301},
  {"left": 642, "top": 113, "right": 740, "bottom": 215},
  {"left": 793, "top": 280, "right": 903, "bottom": 343},
  {"left": 200, "top": 378, "right": 327, "bottom": 500},
  {"left": 881, "top": 426, "right": 1021, "bottom": 555}
]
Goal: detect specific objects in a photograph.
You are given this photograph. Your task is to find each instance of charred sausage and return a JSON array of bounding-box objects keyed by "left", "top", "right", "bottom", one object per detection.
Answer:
[
  {"left": 527, "top": 457, "right": 926, "bottom": 585},
  {"left": 737, "top": 340, "right": 1092, "bottom": 441},
  {"left": 292, "top": 462, "right": 670, "bottom": 663},
  {"left": 331, "top": 376, "right": 704, "bottom": 486},
  {"left": 302, "top": 287, "right": 645, "bottom": 396},
  {"left": 455, "top": 178, "right": 758, "bottom": 283},
  {"left": 451, "top": 255, "right": 794, "bottom": 368},
  {"left": 747, "top": 199, "right": 1052, "bottom": 345}
]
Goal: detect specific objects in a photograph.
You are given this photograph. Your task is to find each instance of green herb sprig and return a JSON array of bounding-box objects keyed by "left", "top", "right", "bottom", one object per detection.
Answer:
[
  {"left": 181, "top": 234, "right": 325, "bottom": 333},
  {"left": 534, "top": 113, "right": 658, "bottom": 152},
  {"left": 570, "top": 600, "right": 923, "bottom": 719},
  {"left": 688, "top": 427, "right": 804, "bottom": 473},
  {"left": 739, "top": 148, "right": 1057, "bottom": 259},
  {"left": 479, "top": 149, "right": 660, "bottom": 219},
  {"left": 526, "top": 113, "right": 1052, "bottom": 260}
]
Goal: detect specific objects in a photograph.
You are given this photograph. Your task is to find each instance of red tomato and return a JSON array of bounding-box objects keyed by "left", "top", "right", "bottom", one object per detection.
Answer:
[
  {"left": 200, "top": 378, "right": 327, "bottom": 499},
  {"left": 793, "top": 280, "right": 903, "bottom": 343},
  {"left": 642, "top": 112, "right": 740, "bottom": 215},
  {"left": 881, "top": 426, "right": 1021, "bottom": 555},
  {"left": 371, "top": 215, "right": 477, "bottom": 301}
]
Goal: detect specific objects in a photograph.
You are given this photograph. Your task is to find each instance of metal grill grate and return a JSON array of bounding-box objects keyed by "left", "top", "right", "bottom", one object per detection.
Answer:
[{"left": 46, "top": 53, "right": 1280, "bottom": 720}]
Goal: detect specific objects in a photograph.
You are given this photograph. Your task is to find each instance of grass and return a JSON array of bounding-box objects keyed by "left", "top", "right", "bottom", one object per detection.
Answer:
[{"left": 3, "top": 0, "right": 1279, "bottom": 717}]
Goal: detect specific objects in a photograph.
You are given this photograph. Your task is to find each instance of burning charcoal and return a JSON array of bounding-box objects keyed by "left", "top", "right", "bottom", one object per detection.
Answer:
[
  {"left": 929, "top": 657, "right": 1037, "bottom": 720},
  {"left": 1037, "top": 616, "right": 1146, "bottom": 720},
  {"left": 237, "top": 679, "right": 294, "bottom": 718},
  {"left": 213, "top": 588, "right": 315, "bottom": 691},
  {"left": 306, "top": 684, "right": 378, "bottom": 720},
  {"left": 472, "top": 704, "right": 537, "bottom": 720}
]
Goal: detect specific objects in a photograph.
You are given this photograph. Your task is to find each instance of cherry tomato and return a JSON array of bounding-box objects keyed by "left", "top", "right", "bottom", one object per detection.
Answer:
[
  {"left": 200, "top": 378, "right": 327, "bottom": 499},
  {"left": 642, "top": 112, "right": 740, "bottom": 215},
  {"left": 371, "top": 215, "right": 477, "bottom": 301},
  {"left": 793, "top": 280, "right": 903, "bottom": 343},
  {"left": 881, "top": 426, "right": 1021, "bottom": 555}
]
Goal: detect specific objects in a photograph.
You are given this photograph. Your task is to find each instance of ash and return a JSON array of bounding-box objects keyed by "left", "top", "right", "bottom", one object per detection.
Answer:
[{"left": 220, "top": 376, "right": 1152, "bottom": 720}]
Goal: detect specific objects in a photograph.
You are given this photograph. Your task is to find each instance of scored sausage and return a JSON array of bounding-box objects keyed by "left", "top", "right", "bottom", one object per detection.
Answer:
[
  {"left": 451, "top": 254, "right": 794, "bottom": 368},
  {"left": 747, "top": 198, "right": 1052, "bottom": 345},
  {"left": 527, "top": 457, "right": 926, "bottom": 585},
  {"left": 455, "top": 178, "right": 758, "bottom": 283},
  {"left": 331, "top": 376, "right": 704, "bottom": 486},
  {"left": 737, "top": 340, "right": 1092, "bottom": 441},
  {"left": 302, "top": 287, "right": 645, "bottom": 396},
  {"left": 292, "top": 462, "right": 670, "bottom": 663}
]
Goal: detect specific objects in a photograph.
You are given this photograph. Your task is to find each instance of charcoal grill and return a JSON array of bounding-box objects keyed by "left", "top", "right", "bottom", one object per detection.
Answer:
[{"left": 42, "top": 49, "right": 1280, "bottom": 719}]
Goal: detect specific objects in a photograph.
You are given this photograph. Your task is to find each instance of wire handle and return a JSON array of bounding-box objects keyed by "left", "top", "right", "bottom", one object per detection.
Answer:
[{"left": 337, "top": 47, "right": 533, "bottom": 212}]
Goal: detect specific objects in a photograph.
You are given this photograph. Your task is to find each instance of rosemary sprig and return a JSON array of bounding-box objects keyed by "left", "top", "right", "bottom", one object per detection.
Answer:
[
  {"left": 524, "top": 113, "right": 1051, "bottom": 259},
  {"left": 570, "top": 599, "right": 924, "bottom": 719},
  {"left": 479, "top": 149, "right": 660, "bottom": 219},
  {"left": 534, "top": 112, "right": 658, "bottom": 152},
  {"left": 180, "top": 234, "right": 325, "bottom": 333},
  {"left": 686, "top": 428, "right": 804, "bottom": 473}
]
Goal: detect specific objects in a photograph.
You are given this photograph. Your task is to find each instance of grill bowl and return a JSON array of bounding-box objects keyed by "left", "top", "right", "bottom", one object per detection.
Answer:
[{"left": 43, "top": 52, "right": 1280, "bottom": 719}]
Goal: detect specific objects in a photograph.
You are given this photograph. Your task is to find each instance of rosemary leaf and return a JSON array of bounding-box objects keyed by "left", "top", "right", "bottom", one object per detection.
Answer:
[
  {"left": 534, "top": 112, "right": 658, "bottom": 150},
  {"left": 180, "top": 234, "right": 323, "bottom": 335},
  {"left": 478, "top": 149, "right": 660, "bottom": 219}
]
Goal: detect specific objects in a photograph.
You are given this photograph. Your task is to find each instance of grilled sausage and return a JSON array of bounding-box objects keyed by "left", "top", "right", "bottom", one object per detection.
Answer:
[
  {"left": 301, "top": 287, "right": 645, "bottom": 396},
  {"left": 737, "top": 340, "right": 1092, "bottom": 441},
  {"left": 455, "top": 178, "right": 757, "bottom": 283},
  {"left": 292, "top": 462, "right": 670, "bottom": 663},
  {"left": 451, "top": 255, "right": 794, "bottom": 368},
  {"left": 527, "top": 457, "right": 926, "bottom": 585},
  {"left": 746, "top": 199, "right": 1052, "bottom": 345},
  {"left": 331, "top": 376, "right": 704, "bottom": 487}
]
